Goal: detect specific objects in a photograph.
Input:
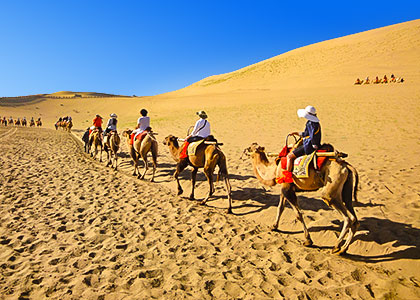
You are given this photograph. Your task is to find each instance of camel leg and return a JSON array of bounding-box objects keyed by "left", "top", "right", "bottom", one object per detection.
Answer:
[
  {"left": 331, "top": 201, "right": 358, "bottom": 255},
  {"left": 224, "top": 176, "right": 233, "bottom": 214},
  {"left": 174, "top": 159, "right": 189, "bottom": 196},
  {"left": 285, "top": 189, "right": 313, "bottom": 246},
  {"left": 272, "top": 194, "right": 286, "bottom": 231},
  {"left": 201, "top": 166, "right": 214, "bottom": 205},
  {"left": 189, "top": 167, "right": 198, "bottom": 200},
  {"left": 99, "top": 144, "right": 103, "bottom": 162},
  {"left": 114, "top": 150, "right": 118, "bottom": 170},
  {"left": 139, "top": 154, "right": 148, "bottom": 180}
]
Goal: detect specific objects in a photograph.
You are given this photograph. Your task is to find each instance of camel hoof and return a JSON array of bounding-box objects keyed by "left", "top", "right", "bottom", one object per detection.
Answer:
[
  {"left": 303, "top": 238, "right": 313, "bottom": 247},
  {"left": 331, "top": 246, "right": 341, "bottom": 254}
]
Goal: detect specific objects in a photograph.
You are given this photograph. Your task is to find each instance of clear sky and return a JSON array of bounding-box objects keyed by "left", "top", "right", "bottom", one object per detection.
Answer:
[{"left": 0, "top": 0, "right": 419, "bottom": 97}]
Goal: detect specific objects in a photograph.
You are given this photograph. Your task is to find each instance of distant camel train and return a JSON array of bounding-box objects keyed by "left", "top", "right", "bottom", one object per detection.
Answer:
[{"left": 354, "top": 74, "right": 404, "bottom": 85}]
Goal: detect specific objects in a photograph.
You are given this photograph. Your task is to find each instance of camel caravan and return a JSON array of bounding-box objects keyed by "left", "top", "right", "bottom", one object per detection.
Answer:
[
  {"left": 0, "top": 116, "right": 39, "bottom": 127},
  {"left": 55, "top": 116, "right": 73, "bottom": 132},
  {"left": 67, "top": 106, "right": 360, "bottom": 255},
  {"left": 354, "top": 74, "right": 404, "bottom": 85}
]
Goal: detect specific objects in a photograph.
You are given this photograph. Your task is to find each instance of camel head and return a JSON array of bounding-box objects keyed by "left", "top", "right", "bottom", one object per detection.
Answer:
[
  {"left": 163, "top": 135, "right": 179, "bottom": 147},
  {"left": 122, "top": 129, "right": 133, "bottom": 138},
  {"left": 240, "top": 142, "right": 265, "bottom": 159}
]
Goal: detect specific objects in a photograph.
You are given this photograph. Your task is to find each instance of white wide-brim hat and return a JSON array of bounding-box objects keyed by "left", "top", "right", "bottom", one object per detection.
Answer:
[
  {"left": 297, "top": 105, "right": 319, "bottom": 122},
  {"left": 110, "top": 113, "right": 117, "bottom": 118}
]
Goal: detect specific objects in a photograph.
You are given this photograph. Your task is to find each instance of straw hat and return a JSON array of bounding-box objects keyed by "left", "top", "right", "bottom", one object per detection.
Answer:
[
  {"left": 297, "top": 105, "right": 319, "bottom": 122},
  {"left": 110, "top": 113, "right": 117, "bottom": 118},
  {"left": 196, "top": 110, "right": 208, "bottom": 119}
]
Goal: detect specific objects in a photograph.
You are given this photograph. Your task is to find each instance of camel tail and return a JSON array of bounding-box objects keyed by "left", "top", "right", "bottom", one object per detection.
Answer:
[
  {"left": 151, "top": 140, "right": 158, "bottom": 166},
  {"left": 342, "top": 164, "right": 358, "bottom": 220},
  {"left": 216, "top": 151, "right": 229, "bottom": 182},
  {"left": 345, "top": 162, "right": 359, "bottom": 203}
]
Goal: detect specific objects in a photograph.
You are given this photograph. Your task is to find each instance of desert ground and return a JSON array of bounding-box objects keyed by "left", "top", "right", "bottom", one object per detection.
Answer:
[{"left": 1, "top": 20, "right": 420, "bottom": 299}]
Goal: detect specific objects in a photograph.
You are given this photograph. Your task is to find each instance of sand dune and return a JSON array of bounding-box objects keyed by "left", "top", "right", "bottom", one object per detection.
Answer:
[{"left": 1, "top": 19, "right": 420, "bottom": 299}]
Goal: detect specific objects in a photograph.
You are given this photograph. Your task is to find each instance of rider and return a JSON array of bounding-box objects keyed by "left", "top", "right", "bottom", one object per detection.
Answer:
[
  {"left": 179, "top": 110, "right": 211, "bottom": 160},
  {"left": 130, "top": 109, "right": 150, "bottom": 145},
  {"left": 103, "top": 113, "right": 118, "bottom": 143},
  {"left": 278, "top": 105, "right": 321, "bottom": 184}
]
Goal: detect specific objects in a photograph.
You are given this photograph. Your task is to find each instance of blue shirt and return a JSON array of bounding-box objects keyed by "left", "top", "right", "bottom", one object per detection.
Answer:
[{"left": 301, "top": 121, "right": 321, "bottom": 154}]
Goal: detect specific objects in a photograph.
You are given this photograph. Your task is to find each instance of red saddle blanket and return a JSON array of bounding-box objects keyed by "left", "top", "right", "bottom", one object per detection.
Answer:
[{"left": 130, "top": 131, "right": 148, "bottom": 145}]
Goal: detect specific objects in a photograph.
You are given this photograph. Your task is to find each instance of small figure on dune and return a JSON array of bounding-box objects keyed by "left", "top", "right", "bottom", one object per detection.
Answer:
[
  {"left": 354, "top": 78, "right": 362, "bottom": 85},
  {"left": 382, "top": 75, "right": 388, "bottom": 84},
  {"left": 390, "top": 74, "right": 396, "bottom": 83},
  {"left": 30, "top": 117, "right": 35, "bottom": 127},
  {"left": 373, "top": 76, "right": 380, "bottom": 84}
]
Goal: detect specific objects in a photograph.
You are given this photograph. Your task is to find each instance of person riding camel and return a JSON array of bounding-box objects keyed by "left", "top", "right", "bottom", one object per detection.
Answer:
[
  {"left": 179, "top": 110, "right": 211, "bottom": 160},
  {"left": 90, "top": 114, "right": 103, "bottom": 139},
  {"left": 278, "top": 105, "right": 322, "bottom": 184},
  {"left": 103, "top": 113, "right": 118, "bottom": 143},
  {"left": 130, "top": 109, "right": 150, "bottom": 145}
]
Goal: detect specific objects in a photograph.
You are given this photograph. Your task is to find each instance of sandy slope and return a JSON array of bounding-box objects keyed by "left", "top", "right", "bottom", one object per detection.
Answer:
[
  {"left": 1, "top": 19, "right": 420, "bottom": 299},
  {"left": 0, "top": 127, "right": 419, "bottom": 300}
]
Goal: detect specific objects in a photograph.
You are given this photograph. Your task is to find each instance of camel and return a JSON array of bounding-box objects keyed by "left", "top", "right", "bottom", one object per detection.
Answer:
[
  {"left": 21, "top": 119, "right": 27, "bottom": 127},
  {"left": 163, "top": 135, "right": 233, "bottom": 213},
  {"left": 122, "top": 129, "right": 158, "bottom": 181},
  {"left": 14, "top": 119, "right": 21, "bottom": 126},
  {"left": 89, "top": 130, "right": 103, "bottom": 161},
  {"left": 8, "top": 118, "right": 14, "bottom": 126},
  {"left": 36, "top": 119, "right": 42, "bottom": 127},
  {"left": 66, "top": 121, "right": 73, "bottom": 132},
  {"left": 243, "top": 142, "right": 359, "bottom": 254},
  {"left": 103, "top": 131, "right": 120, "bottom": 170}
]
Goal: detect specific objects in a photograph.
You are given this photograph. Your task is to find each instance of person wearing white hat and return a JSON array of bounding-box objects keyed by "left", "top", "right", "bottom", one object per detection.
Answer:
[
  {"left": 179, "top": 110, "right": 211, "bottom": 160},
  {"left": 279, "top": 105, "right": 322, "bottom": 184},
  {"left": 103, "top": 113, "right": 118, "bottom": 143}
]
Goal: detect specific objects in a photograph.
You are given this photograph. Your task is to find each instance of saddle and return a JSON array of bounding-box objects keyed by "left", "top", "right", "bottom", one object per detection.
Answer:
[
  {"left": 276, "top": 144, "right": 333, "bottom": 178},
  {"left": 187, "top": 140, "right": 205, "bottom": 156}
]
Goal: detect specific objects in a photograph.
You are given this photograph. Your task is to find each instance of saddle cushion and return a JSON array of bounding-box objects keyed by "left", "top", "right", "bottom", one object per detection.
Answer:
[
  {"left": 187, "top": 140, "right": 204, "bottom": 156},
  {"left": 279, "top": 149, "right": 329, "bottom": 178}
]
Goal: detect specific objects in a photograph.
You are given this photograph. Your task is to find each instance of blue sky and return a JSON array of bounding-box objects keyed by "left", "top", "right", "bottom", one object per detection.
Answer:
[{"left": 0, "top": 0, "right": 419, "bottom": 97}]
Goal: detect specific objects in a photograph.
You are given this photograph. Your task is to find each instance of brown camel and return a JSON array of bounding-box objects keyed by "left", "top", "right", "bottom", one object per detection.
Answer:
[
  {"left": 163, "top": 135, "right": 233, "bottom": 213},
  {"left": 89, "top": 130, "right": 103, "bottom": 161},
  {"left": 122, "top": 129, "right": 158, "bottom": 181},
  {"left": 103, "top": 131, "right": 120, "bottom": 170},
  {"left": 36, "top": 119, "right": 42, "bottom": 127},
  {"left": 243, "top": 142, "right": 359, "bottom": 254}
]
